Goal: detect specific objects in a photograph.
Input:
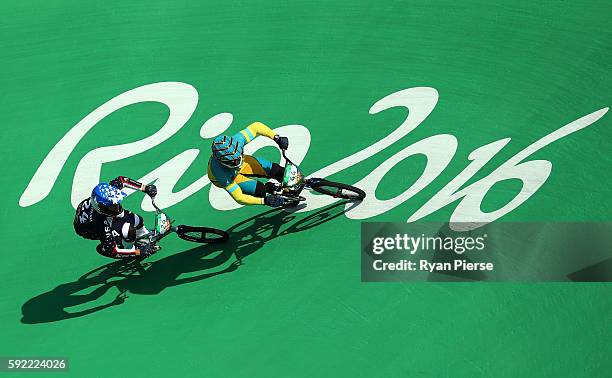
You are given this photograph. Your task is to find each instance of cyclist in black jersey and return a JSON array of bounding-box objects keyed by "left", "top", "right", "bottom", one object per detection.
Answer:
[{"left": 73, "top": 176, "right": 157, "bottom": 259}]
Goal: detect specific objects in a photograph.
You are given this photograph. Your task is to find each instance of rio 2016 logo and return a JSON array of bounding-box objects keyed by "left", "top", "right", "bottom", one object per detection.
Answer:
[{"left": 19, "top": 82, "right": 608, "bottom": 230}]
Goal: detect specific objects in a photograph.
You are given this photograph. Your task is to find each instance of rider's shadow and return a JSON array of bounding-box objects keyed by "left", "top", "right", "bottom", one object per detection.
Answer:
[{"left": 21, "top": 200, "right": 356, "bottom": 324}]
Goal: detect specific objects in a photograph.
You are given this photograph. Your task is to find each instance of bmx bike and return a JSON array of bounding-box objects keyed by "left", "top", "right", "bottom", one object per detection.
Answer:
[{"left": 134, "top": 196, "right": 229, "bottom": 257}]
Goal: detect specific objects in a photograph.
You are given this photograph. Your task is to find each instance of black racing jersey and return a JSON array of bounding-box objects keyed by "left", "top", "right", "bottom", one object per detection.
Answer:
[
  {"left": 74, "top": 176, "right": 155, "bottom": 258},
  {"left": 73, "top": 198, "right": 145, "bottom": 258}
]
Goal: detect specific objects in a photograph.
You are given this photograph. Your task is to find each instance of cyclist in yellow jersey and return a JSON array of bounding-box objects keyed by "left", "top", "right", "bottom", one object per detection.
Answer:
[{"left": 208, "top": 122, "right": 289, "bottom": 207}]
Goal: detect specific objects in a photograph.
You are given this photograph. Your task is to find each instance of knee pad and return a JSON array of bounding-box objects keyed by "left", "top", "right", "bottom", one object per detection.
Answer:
[
  {"left": 121, "top": 223, "right": 136, "bottom": 243},
  {"left": 254, "top": 181, "right": 267, "bottom": 198}
]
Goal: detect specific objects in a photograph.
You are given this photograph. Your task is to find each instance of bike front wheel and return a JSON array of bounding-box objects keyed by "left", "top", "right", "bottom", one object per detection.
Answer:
[
  {"left": 176, "top": 225, "right": 229, "bottom": 243},
  {"left": 309, "top": 179, "right": 366, "bottom": 200}
]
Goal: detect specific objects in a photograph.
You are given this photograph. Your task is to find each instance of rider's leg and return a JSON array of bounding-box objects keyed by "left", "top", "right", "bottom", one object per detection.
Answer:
[
  {"left": 132, "top": 213, "right": 149, "bottom": 240},
  {"left": 114, "top": 211, "right": 148, "bottom": 241},
  {"left": 234, "top": 175, "right": 267, "bottom": 198},
  {"left": 239, "top": 155, "right": 284, "bottom": 182},
  {"left": 236, "top": 156, "right": 284, "bottom": 197}
]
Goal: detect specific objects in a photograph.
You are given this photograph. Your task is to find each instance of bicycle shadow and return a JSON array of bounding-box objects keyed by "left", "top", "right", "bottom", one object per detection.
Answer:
[{"left": 21, "top": 200, "right": 356, "bottom": 324}]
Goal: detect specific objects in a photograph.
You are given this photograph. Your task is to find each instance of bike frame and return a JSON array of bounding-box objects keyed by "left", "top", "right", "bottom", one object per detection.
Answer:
[
  {"left": 279, "top": 149, "right": 322, "bottom": 192},
  {"left": 133, "top": 196, "right": 229, "bottom": 248},
  {"left": 135, "top": 198, "right": 177, "bottom": 245},
  {"left": 275, "top": 150, "right": 305, "bottom": 197},
  {"left": 273, "top": 149, "right": 330, "bottom": 206}
]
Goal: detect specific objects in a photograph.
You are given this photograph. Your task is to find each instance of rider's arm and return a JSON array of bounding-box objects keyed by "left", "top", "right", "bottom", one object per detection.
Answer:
[
  {"left": 110, "top": 176, "right": 157, "bottom": 197},
  {"left": 225, "top": 183, "right": 265, "bottom": 205},
  {"left": 109, "top": 176, "right": 146, "bottom": 191},
  {"left": 236, "top": 122, "right": 277, "bottom": 144}
]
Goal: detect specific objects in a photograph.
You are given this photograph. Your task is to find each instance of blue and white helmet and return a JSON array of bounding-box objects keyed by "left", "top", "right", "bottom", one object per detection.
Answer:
[{"left": 91, "top": 183, "right": 127, "bottom": 216}]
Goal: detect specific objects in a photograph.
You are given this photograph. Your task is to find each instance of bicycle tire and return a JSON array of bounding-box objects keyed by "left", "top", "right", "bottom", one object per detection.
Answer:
[
  {"left": 176, "top": 225, "right": 229, "bottom": 243},
  {"left": 309, "top": 179, "right": 366, "bottom": 200}
]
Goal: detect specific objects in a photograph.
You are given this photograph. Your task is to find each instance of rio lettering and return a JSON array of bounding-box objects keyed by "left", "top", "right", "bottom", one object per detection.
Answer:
[{"left": 19, "top": 82, "right": 608, "bottom": 230}]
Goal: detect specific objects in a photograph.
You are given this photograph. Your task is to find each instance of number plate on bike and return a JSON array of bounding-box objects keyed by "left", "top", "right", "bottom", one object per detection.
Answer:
[
  {"left": 283, "top": 164, "right": 303, "bottom": 187},
  {"left": 157, "top": 213, "right": 170, "bottom": 234}
]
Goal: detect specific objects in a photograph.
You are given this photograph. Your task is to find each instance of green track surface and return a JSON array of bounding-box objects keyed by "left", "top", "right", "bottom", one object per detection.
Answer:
[{"left": 1, "top": 1, "right": 611, "bottom": 376}]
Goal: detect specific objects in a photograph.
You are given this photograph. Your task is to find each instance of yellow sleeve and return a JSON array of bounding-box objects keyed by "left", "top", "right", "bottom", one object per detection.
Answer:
[
  {"left": 239, "top": 121, "right": 277, "bottom": 143},
  {"left": 225, "top": 183, "right": 265, "bottom": 205}
]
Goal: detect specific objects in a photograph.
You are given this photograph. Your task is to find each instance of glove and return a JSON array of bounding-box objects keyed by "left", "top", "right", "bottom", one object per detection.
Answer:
[
  {"left": 273, "top": 135, "right": 289, "bottom": 150},
  {"left": 138, "top": 242, "right": 160, "bottom": 258},
  {"left": 264, "top": 194, "right": 285, "bottom": 207},
  {"left": 144, "top": 184, "right": 157, "bottom": 198},
  {"left": 109, "top": 177, "right": 123, "bottom": 189}
]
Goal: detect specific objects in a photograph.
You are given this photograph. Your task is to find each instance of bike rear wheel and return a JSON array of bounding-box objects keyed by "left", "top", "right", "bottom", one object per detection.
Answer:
[
  {"left": 309, "top": 179, "right": 366, "bottom": 200},
  {"left": 176, "top": 225, "right": 229, "bottom": 243}
]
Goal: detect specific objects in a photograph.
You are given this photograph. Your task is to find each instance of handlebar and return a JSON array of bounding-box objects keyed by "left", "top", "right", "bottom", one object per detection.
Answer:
[
  {"left": 281, "top": 148, "right": 294, "bottom": 167},
  {"left": 149, "top": 196, "right": 161, "bottom": 213}
]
